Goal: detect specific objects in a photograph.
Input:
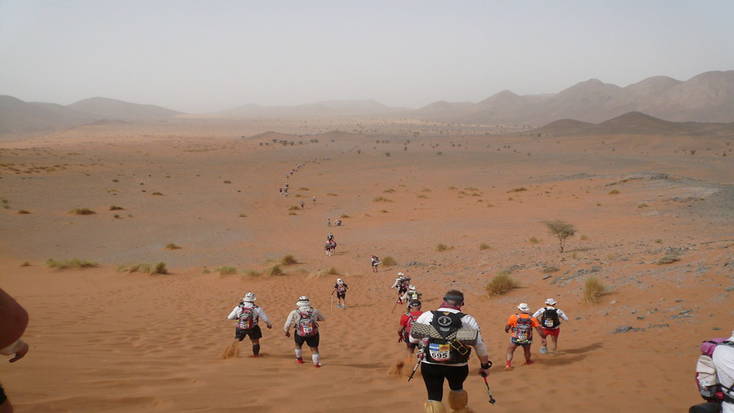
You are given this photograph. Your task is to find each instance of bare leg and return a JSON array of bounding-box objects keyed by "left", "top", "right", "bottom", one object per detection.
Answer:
[
  {"left": 550, "top": 334, "right": 559, "bottom": 352},
  {"left": 505, "top": 342, "right": 517, "bottom": 368},
  {"left": 523, "top": 344, "right": 533, "bottom": 364}
]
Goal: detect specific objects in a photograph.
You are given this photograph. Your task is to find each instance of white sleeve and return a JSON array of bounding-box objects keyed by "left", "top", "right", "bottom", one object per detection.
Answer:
[
  {"left": 227, "top": 306, "right": 240, "bottom": 320},
  {"left": 316, "top": 310, "right": 326, "bottom": 321},
  {"left": 532, "top": 308, "right": 543, "bottom": 319},
  {"left": 257, "top": 307, "right": 271, "bottom": 324},
  {"left": 558, "top": 309, "right": 569, "bottom": 321},
  {"left": 283, "top": 311, "right": 296, "bottom": 332}
]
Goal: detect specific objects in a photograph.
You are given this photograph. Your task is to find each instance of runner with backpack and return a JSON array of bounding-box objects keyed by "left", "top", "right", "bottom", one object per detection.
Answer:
[
  {"left": 504, "top": 303, "right": 544, "bottom": 369},
  {"left": 370, "top": 255, "right": 381, "bottom": 272},
  {"left": 398, "top": 300, "right": 424, "bottom": 356},
  {"left": 283, "top": 296, "right": 326, "bottom": 367},
  {"left": 532, "top": 298, "right": 569, "bottom": 354},
  {"left": 331, "top": 278, "right": 349, "bottom": 309},
  {"left": 409, "top": 290, "right": 491, "bottom": 413},
  {"left": 691, "top": 331, "right": 734, "bottom": 413},
  {"left": 401, "top": 285, "right": 422, "bottom": 304},
  {"left": 391, "top": 273, "right": 411, "bottom": 303},
  {"left": 226, "top": 292, "right": 273, "bottom": 357}
]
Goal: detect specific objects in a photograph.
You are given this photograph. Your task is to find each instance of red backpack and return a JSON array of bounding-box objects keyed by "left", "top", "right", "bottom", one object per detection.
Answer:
[
  {"left": 402, "top": 311, "right": 421, "bottom": 340},
  {"left": 296, "top": 310, "right": 319, "bottom": 337}
]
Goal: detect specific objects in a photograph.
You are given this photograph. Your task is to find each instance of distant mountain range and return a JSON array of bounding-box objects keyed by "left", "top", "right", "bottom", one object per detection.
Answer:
[
  {"left": 2, "top": 70, "right": 733, "bottom": 136},
  {"left": 414, "top": 70, "right": 734, "bottom": 125},
  {"left": 0, "top": 96, "right": 180, "bottom": 135}
]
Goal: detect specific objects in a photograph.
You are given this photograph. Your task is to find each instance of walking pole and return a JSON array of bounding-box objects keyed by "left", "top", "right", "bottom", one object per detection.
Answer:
[
  {"left": 407, "top": 353, "right": 424, "bottom": 382},
  {"left": 482, "top": 376, "right": 497, "bottom": 404}
]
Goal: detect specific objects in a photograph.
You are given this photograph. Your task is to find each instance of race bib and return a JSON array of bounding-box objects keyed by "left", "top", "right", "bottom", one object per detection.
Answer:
[
  {"left": 429, "top": 343, "right": 451, "bottom": 362},
  {"left": 544, "top": 319, "right": 555, "bottom": 328}
]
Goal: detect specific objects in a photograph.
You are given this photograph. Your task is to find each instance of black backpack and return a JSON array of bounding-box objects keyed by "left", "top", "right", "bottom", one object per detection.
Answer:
[
  {"left": 423, "top": 311, "right": 472, "bottom": 364},
  {"left": 541, "top": 308, "right": 561, "bottom": 328}
]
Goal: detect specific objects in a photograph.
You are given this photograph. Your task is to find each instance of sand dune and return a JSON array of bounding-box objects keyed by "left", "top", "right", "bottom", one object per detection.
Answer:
[{"left": 0, "top": 121, "right": 732, "bottom": 412}]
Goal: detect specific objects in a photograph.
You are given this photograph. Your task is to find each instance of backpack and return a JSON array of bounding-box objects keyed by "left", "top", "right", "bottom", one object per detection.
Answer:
[
  {"left": 402, "top": 311, "right": 420, "bottom": 340},
  {"left": 514, "top": 314, "right": 534, "bottom": 343},
  {"left": 541, "top": 308, "right": 561, "bottom": 328},
  {"left": 696, "top": 339, "right": 734, "bottom": 402},
  {"left": 237, "top": 305, "right": 258, "bottom": 330},
  {"left": 336, "top": 283, "right": 347, "bottom": 293},
  {"left": 423, "top": 311, "right": 472, "bottom": 364},
  {"left": 296, "top": 310, "right": 319, "bottom": 337}
]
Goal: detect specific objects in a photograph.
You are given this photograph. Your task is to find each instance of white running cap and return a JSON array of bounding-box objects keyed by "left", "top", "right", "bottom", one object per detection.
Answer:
[
  {"left": 408, "top": 285, "right": 416, "bottom": 290},
  {"left": 336, "top": 278, "right": 343, "bottom": 283},
  {"left": 243, "top": 292, "right": 256, "bottom": 302},
  {"left": 296, "top": 296, "right": 310, "bottom": 307},
  {"left": 545, "top": 298, "right": 557, "bottom": 306},
  {"left": 517, "top": 303, "right": 530, "bottom": 313},
  {"left": 397, "top": 272, "right": 404, "bottom": 276}
]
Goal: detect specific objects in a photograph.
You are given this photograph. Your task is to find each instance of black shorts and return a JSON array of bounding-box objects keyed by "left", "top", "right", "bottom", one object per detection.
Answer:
[
  {"left": 0, "top": 383, "right": 6, "bottom": 405},
  {"left": 294, "top": 333, "right": 320, "bottom": 348},
  {"left": 235, "top": 325, "right": 262, "bottom": 341},
  {"left": 336, "top": 292, "right": 346, "bottom": 299},
  {"left": 420, "top": 362, "right": 469, "bottom": 401}
]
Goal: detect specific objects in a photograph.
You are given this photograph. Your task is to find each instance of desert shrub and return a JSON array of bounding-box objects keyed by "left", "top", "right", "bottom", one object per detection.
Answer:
[
  {"left": 529, "top": 236, "right": 541, "bottom": 244},
  {"left": 544, "top": 220, "right": 576, "bottom": 253},
  {"left": 436, "top": 243, "right": 453, "bottom": 252},
  {"left": 152, "top": 192, "right": 164, "bottom": 196},
  {"left": 269, "top": 265, "right": 284, "bottom": 276},
  {"left": 223, "top": 180, "right": 232, "bottom": 184},
  {"left": 580, "top": 235, "right": 589, "bottom": 241},
  {"left": 327, "top": 267, "right": 340, "bottom": 275},
  {"left": 373, "top": 196, "right": 392, "bottom": 202},
  {"left": 109, "top": 205, "right": 124, "bottom": 211},
  {"left": 508, "top": 187, "right": 527, "bottom": 193},
  {"left": 217, "top": 266, "right": 237, "bottom": 275},
  {"left": 70, "top": 208, "right": 95, "bottom": 215},
  {"left": 384, "top": 188, "right": 395, "bottom": 193},
  {"left": 382, "top": 256, "right": 397, "bottom": 267},
  {"left": 153, "top": 262, "right": 168, "bottom": 274},
  {"left": 165, "top": 243, "right": 182, "bottom": 250},
  {"left": 417, "top": 194, "right": 428, "bottom": 199},
  {"left": 657, "top": 254, "right": 680, "bottom": 265},
  {"left": 245, "top": 270, "right": 261, "bottom": 277},
  {"left": 486, "top": 273, "right": 519, "bottom": 296},
  {"left": 288, "top": 212, "right": 297, "bottom": 216},
  {"left": 20, "top": 261, "right": 30, "bottom": 267},
  {"left": 479, "top": 243, "right": 491, "bottom": 250},
  {"left": 239, "top": 213, "right": 247, "bottom": 218},
  {"left": 380, "top": 209, "right": 389, "bottom": 213},
  {"left": 17, "top": 210, "right": 30, "bottom": 214},
  {"left": 327, "top": 193, "right": 338, "bottom": 196},
  {"left": 288, "top": 205, "right": 300, "bottom": 211},
  {"left": 281, "top": 255, "right": 298, "bottom": 265},
  {"left": 123, "top": 262, "right": 167, "bottom": 274},
  {"left": 542, "top": 266, "right": 560, "bottom": 273},
  {"left": 340, "top": 214, "right": 350, "bottom": 218},
  {"left": 583, "top": 277, "right": 605, "bottom": 303},
  {"left": 46, "top": 258, "right": 98, "bottom": 269},
  {"left": 637, "top": 203, "right": 649, "bottom": 209},
  {"left": 608, "top": 189, "right": 620, "bottom": 195}
]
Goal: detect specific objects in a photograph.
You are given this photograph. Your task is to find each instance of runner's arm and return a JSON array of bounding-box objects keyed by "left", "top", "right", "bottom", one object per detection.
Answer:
[
  {"left": 283, "top": 311, "right": 295, "bottom": 333},
  {"left": 558, "top": 309, "right": 569, "bottom": 321},
  {"left": 532, "top": 308, "right": 543, "bottom": 319},
  {"left": 257, "top": 308, "right": 271, "bottom": 325},
  {"left": 226, "top": 306, "right": 240, "bottom": 320},
  {"left": 315, "top": 310, "right": 326, "bottom": 321}
]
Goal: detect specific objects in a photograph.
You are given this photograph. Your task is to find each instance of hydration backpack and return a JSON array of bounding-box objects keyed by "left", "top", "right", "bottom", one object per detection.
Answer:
[
  {"left": 402, "top": 311, "right": 420, "bottom": 340},
  {"left": 541, "top": 308, "right": 561, "bottom": 328},
  {"left": 423, "top": 311, "right": 472, "bottom": 364},
  {"left": 336, "top": 284, "right": 347, "bottom": 293},
  {"left": 237, "top": 305, "right": 258, "bottom": 330},
  {"left": 296, "top": 310, "right": 319, "bottom": 337},
  {"left": 695, "top": 339, "right": 734, "bottom": 402},
  {"left": 514, "top": 315, "right": 534, "bottom": 343}
]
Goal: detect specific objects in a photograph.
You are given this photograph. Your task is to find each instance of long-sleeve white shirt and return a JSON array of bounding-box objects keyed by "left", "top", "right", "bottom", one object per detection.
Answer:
[
  {"left": 409, "top": 307, "right": 488, "bottom": 365},
  {"left": 283, "top": 308, "right": 325, "bottom": 333},
  {"left": 227, "top": 302, "right": 270, "bottom": 326},
  {"left": 532, "top": 306, "right": 569, "bottom": 325},
  {"left": 713, "top": 332, "right": 734, "bottom": 413}
]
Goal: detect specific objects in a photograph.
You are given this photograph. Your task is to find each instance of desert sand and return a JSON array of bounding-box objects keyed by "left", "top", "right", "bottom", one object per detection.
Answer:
[{"left": 1, "top": 118, "right": 733, "bottom": 412}]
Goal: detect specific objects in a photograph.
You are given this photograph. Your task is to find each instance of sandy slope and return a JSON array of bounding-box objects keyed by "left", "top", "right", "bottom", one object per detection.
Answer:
[{"left": 0, "top": 121, "right": 733, "bottom": 412}]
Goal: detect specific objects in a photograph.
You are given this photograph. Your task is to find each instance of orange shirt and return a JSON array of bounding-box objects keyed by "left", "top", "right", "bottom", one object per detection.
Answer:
[{"left": 506, "top": 313, "right": 540, "bottom": 339}]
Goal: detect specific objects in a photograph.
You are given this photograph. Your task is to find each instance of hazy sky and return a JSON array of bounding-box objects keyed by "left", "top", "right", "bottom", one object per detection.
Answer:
[{"left": 1, "top": 0, "right": 733, "bottom": 113}]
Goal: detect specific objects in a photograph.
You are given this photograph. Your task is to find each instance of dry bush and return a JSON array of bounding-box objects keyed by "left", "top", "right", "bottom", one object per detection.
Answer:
[
  {"left": 122, "top": 262, "right": 168, "bottom": 274},
  {"left": 217, "top": 266, "right": 237, "bottom": 275},
  {"left": 508, "top": 187, "right": 527, "bottom": 193},
  {"left": 20, "top": 261, "right": 30, "bottom": 267},
  {"left": 327, "top": 267, "right": 340, "bottom": 275},
  {"left": 436, "top": 243, "right": 453, "bottom": 252},
  {"left": 657, "top": 255, "right": 680, "bottom": 265},
  {"left": 382, "top": 256, "right": 397, "bottom": 267},
  {"left": 281, "top": 255, "right": 299, "bottom": 265},
  {"left": 165, "top": 243, "right": 182, "bottom": 250},
  {"left": 608, "top": 189, "right": 620, "bottom": 195},
  {"left": 542, "top": 266, "right": 560, "bottom": 273},
  {"left": 637, "top": 203, "right": 649, "bottom": 209},
  {"left": 288, "top": 212, "right": 298, "bottom": 216},
  {"left": 373, "top": 196, "right": 392, "bottom": 202},
  {"left": 152, "top": 192, "right": 164, "bottom": 196},
  {"left": 70, "top": 208, "right": 95, "bottom": 215},
  {"left": 288, "top": 205, "right": 300, "bottom": 211},
  {"left": 340, "top": 214, "right": 350, "bottom": 218},
  {"left": 109, "top": 205, "right": 124, "bottom": 211},
  {"left": 486, "top": 273, "right": 519, "bottom": 296},
  {"left": 46, "top": 258, "right": 98, "bottom": 269},
  {"left": 529, "top": 236, "right": 541, "bottom": 244},
  {"left": 269, "top": 265, "right": 285, "bottom": 276},
  {"left": 239, "top": 213, "right": 247, "bottom": 218},
  {"left": 245, "top": 270, "right": 261, "bottom": 277},
  {"left": 544, "top": 220, "right": 576, "bottom": 253},
  {"left": 384, "top": 188, "right": 396, "bottom": 193},
  {"left": 479, "top": 243, "right": 491, "bottom": 250},
  {"left": 583, "top": 277, "right": 605, "bottom": 303},
  {"left": 580, "top": 235, "right": 589, "bottom": 241},
  {"left": 327, "top": 193, "right": 338, "bottom": 197},
  {"left": 17, "top": 210, "right": 30, "bottom": 214}
]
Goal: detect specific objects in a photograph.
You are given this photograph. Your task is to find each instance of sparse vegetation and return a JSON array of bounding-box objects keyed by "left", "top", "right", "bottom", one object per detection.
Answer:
[
  {"left": 436, "top": 243, "right": 453, "bottom": 252},
  {"left": 17, "top": 210, "right": 30, "bottom": 214},
  {"left": 486, "top": 273, "right": 519, "bottom": 296},
  {"left": 217, "top": 266, "right": 237, "bottom": 275},
  {"left": 544, "top": 220, "right": 577, "bottom": 253},
  {"left": 382, "top": 256, "right": 397, "bottom": 266},
  {"left": 288, "top": 211, "right": 297, "bottom": 215},
  {"left": 657, "top": 254, "right": 680, "bottom": 265},
  {"left": 152, "top": 192, "right": 164, "bottom": 196},
  {"left": 373, "top": 196, "right": 392, "bottom": 202},
  {"left": 269, "top": 265, "right": 284, "bottom": 276},
  {"left": 529, "top": 236, "right": 541, "bottom": 244},
  {"left": 281, "top": 255, "right": 299, "bottom": 265},
  {"left": 165, "top": 243, "right": 182, "bottom": 250},
  {"left": 288, "top": 205, "right": 300, "bottom": 210},
  {"left": 326, "top": 267, "right": 340, "bottom": 275},
  {"left": 70, "top": 208, "right": 95, "bottom": 215},
  {"left": 121, "top": 262, "right": 168, "bottom": 275},
  {"left": 608, "top": 189, "right": 620, "bottom": 195},
  {"left": 46, "top": 258, "right": 98, "bottom": 269},
  {"left": 583, "top": 277, "right": 605, "bottom": 303},
  {"left": 637, "top": 203, "right": 649, "bottom": 209},
  {"left": 245, "top": 270, "right": 261, "bottom": 277},
  {"left": 239, "top": 213, "right": 247, "bottom": 218},
  {"left": 340, "top": 214, "right": 350, "bottom": 218},
  {"left": 109, "top": 205, "right": 124, "bottom": 211},
  {"left": 542, "top": 266, "right": 560, "bottom": 273},
  {"left": 383, "top": 188, "right": 395, "bottom": 193},
  {"left": 580, "top": 235, "right": 589, "bottom": 241},
  {"left": 20, "top": 261, "right": 31, "bottom": 267},
  {"left": 508, "top": 187, "right": 527, "bottom": 193},
  {"left": 479, "top": 243, "right": 491, "bottom": 250}
]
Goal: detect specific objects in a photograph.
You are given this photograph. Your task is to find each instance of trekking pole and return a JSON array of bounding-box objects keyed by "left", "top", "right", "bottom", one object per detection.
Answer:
[
  {"left": 482, "top": 376, "right": 497, "bottom": 405},
  {"left": 407, "top": 352, "right": 424, "bottom": 382}
]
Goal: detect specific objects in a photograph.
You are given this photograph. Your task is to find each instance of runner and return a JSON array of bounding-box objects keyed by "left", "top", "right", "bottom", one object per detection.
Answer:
[
  {"left": 532, "top": 298, "right": 569, "bottom": 353},
  {"left": 712, "top": 329, "right": 734, "bottom": 413},
  {"left": 391, "top": 272, "right": 411, "bottom": 304},
  {"left": 399, "top": 300, "right": 424, "bottom": 356},
  {"left": 370, "top": 255, "right": 381, "bottom": 272},
  {"left": 504, "top": 303, "right": 544, "bottom": 369},
  {"left": 0, "top": 288, "right": 31, "bottom": 413},
  {"left": 226, "top": 292, "right": 272, "bottom": 357},
  {"left": 331, "top": 278, "right": 349, "bottom": 309},
  {"left": 401, "top": 285, "right": 422, "bottom": 304},
  {"left": 410, "top": 290, "right": 491, "bottom": 413},
  {"left": 283, "top": 296, "right": 326, "bottom": 367}
]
